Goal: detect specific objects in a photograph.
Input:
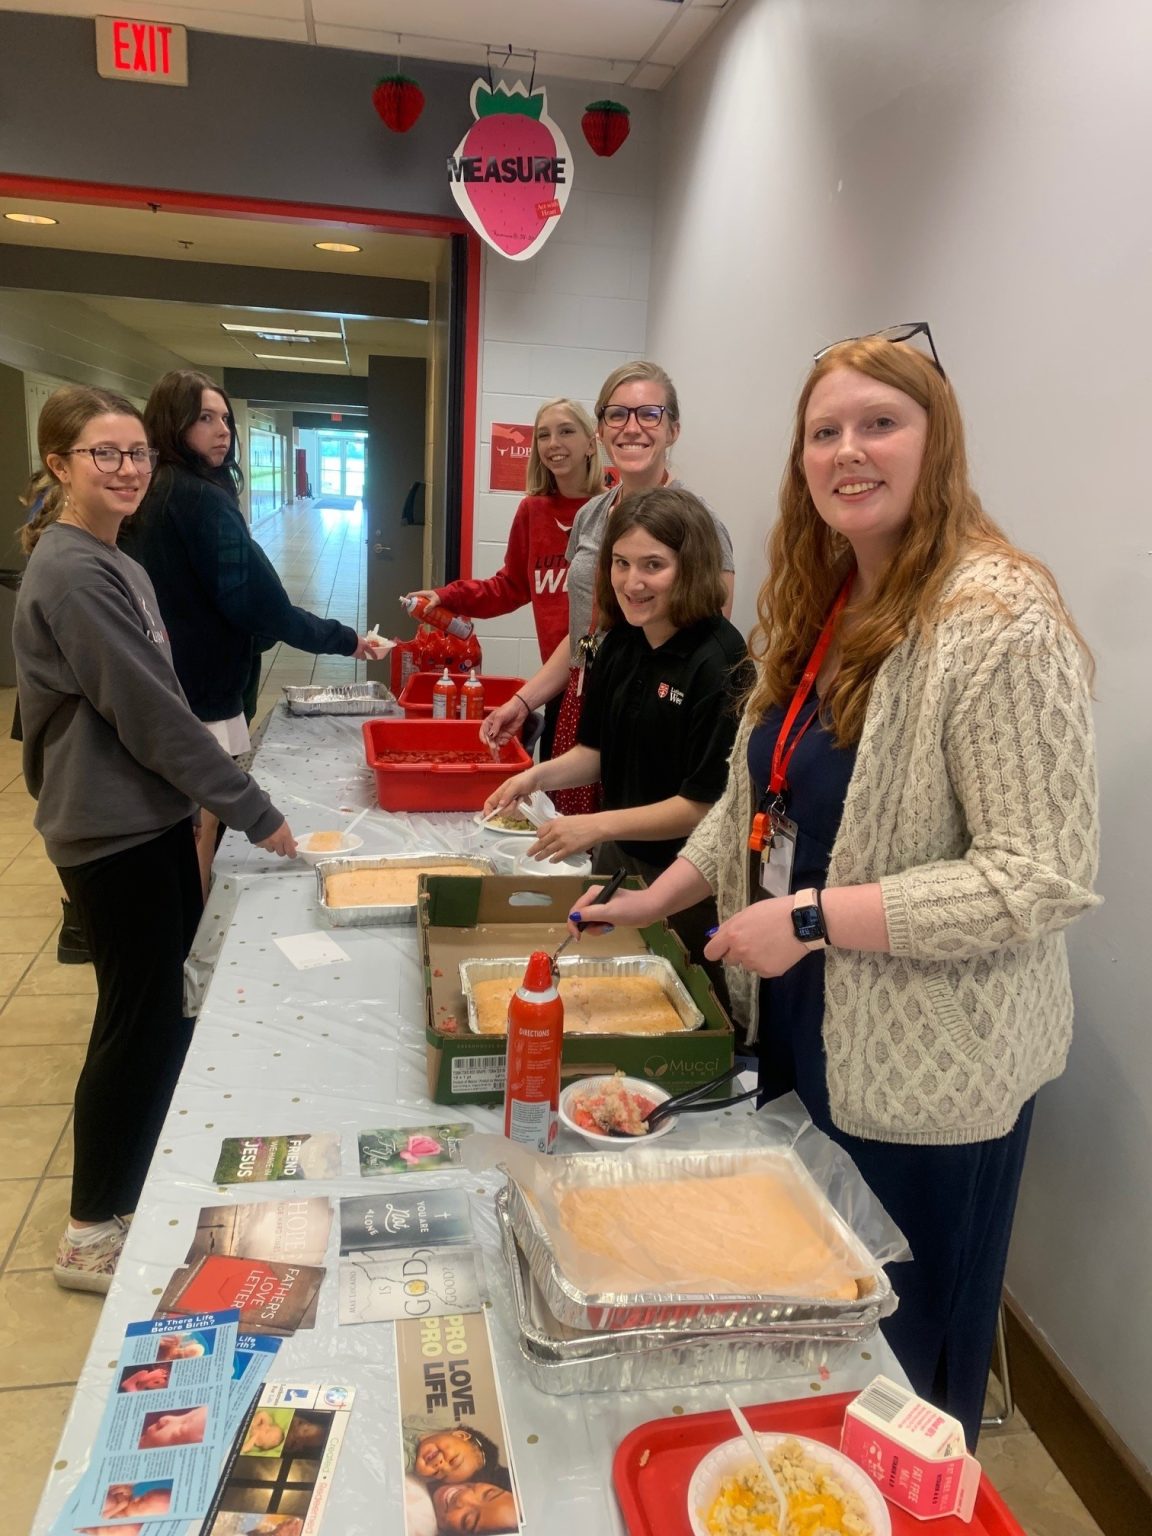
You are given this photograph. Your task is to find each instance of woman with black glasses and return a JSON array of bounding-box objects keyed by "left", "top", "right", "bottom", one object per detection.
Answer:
[
  {"left": 574, "top": 328, "right": 1099, "bottom": 1442},
  {"left": 481, "top": 361, "right": 735, "bottom": 814},
  {"left": 14, "top": 386, "right": 296, "bottom": 1293}
]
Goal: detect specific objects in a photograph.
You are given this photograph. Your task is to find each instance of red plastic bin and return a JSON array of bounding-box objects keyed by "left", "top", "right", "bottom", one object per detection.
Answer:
[
  {"left": 397, "top": 672, "right": 526, "bottom": 719},
  {"left": 613, "top": 1392, "right": 1024, "bottom": 1536},
  {"left": 362, "top": 717, "right": 531, "bottom": 812}
]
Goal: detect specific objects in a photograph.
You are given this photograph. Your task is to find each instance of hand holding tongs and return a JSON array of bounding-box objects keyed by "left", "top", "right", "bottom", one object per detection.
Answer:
[
  {"left": 551, "top": 867, "right": 627, "bottom": 971},
  {"left": 643, "top": 1065, "right": 759, "bottom": 1132}
]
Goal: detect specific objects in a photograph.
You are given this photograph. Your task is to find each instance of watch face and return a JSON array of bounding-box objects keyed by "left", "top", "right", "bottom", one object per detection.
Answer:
[{"left": 792, "top": 904, "right": 824, "bottom": 942}]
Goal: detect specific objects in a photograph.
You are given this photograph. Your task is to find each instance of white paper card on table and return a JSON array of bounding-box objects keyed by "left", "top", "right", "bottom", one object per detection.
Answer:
[{"left": 273, "top": 931, "right": 350, "bottom": 970}]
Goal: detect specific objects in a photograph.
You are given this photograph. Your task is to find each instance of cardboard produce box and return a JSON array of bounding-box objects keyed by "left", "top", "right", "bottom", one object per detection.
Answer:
[{"left": 419, "top": 873, "right": 734, "bottom": 1106}]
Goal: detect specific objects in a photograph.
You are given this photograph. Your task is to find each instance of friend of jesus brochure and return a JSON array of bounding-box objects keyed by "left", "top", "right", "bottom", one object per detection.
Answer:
[{"left": 213, "top": 1131, "right": 343, "bottom": 1184}]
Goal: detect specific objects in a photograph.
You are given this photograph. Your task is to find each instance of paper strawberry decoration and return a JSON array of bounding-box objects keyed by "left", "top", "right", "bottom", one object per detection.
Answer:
[
  {"left": 448, "top": 79, "right": 573, "bottom": 261},
  {"left": 372, "top": 73, "right": 425, "bottom": 133},
  {"left": 581, "top": 99, "right": 631, "bottom": 158}
]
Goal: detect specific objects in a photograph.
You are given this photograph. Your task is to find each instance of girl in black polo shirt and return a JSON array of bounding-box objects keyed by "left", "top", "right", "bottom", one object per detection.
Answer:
[{"left": 484, "top": 488, "right": 749, "bottom": 979}]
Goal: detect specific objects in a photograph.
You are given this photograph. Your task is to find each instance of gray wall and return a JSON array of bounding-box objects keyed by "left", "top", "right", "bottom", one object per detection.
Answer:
[
  {"left": 648, "top": 0, "right": 1151, "bottom": 1468},
  {"left": 0, "top": 14, "right": 488, "bottom": 216},
  {"left": 0, "top": 288, "right": 189, "bottom": 398}
]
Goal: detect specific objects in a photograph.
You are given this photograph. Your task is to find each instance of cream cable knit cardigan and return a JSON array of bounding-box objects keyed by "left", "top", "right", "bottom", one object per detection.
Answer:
[{"left": 681, "top": 554, "right": 1100, "bottom": 1146}]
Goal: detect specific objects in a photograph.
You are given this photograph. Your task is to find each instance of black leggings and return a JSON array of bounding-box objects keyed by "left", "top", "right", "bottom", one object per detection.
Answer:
[{"left": 58, "top": 819, "right": 204, "bottom": 1220}]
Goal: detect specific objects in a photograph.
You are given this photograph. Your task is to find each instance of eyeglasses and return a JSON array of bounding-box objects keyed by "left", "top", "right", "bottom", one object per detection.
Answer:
[
  {"left": 598, "top": 403, "right": 669, "bottom": 429},
  {"left": 814, "top": 321, "right": 944, "bottom": 376},
  {"left": 67, "top": 446, "right": 158, "bottom": 473}
]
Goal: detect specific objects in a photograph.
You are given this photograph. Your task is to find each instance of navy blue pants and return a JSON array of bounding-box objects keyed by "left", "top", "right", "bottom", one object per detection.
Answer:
[
  {"left": 760, "top": 961, "right": 1033, "bottom": 1449},
  {"left": 750, "top": 708, "right": 1033, "bottom": 1447}
]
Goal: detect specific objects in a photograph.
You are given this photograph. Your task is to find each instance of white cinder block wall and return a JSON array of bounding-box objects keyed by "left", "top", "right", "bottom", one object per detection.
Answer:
[
  {"left": 469, "top": 78, "right": 656, "bottom": 681},
  {"left": 646, "top": 0, "right": 1152, "bottom": 1469}
]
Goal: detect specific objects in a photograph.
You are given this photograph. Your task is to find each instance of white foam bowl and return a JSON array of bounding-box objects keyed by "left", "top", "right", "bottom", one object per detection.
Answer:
[
  {"left": 686, "top": 1431, "right": 891, "bottom": 1536},
  {"left": 297, "top": 831, "right": 364, "bottom": 866},
  {"left": 558, "top": 1075, "right": 678, "bottom": 1148}
]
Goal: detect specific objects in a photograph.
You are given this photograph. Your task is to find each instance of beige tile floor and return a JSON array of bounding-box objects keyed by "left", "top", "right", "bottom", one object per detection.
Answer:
[{"left": 0, "top": 502, "right": 1109, "bottom": 1533}]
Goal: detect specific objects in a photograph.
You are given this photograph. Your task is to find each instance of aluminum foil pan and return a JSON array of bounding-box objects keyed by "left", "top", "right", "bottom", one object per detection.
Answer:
[
  {"left": 284, "top": 682, "right": 400, "bottom": 716},
  {"left": 496, "top": 1191, "right": 869, "bottom": 1395},
  {"left": 315, "top": 853, "right": 495, "bottom": 927},
  {"left": 460, "top": 954, "right": 704, "bottom": 1036},
  {"left": 503, "top": 1146, "right": 894, "bottom": 1334}
]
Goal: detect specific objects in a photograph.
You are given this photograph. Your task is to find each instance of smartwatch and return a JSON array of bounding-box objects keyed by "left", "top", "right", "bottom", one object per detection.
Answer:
[{"left": 791, "top": 887, "right": 828, "bottom": 951}]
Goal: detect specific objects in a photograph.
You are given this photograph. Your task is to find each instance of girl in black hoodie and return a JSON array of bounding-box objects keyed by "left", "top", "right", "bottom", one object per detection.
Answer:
[{"left": 124, "top": 370, "right": 372, "bottom": 893}]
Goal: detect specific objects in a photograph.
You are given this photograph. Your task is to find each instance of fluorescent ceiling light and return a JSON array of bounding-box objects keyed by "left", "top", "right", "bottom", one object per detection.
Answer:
[
  {"left": 222, "top": 323, "right": 341, "bottom": 339},
  {"left": 314, "top": 241, "right": 362, "bottom": 253},
  {"left": 4, "top": 211, "right": 58, "bottom": 225},
  {"left": 253, "top": 353, "right": 347, "bottom": 365}
]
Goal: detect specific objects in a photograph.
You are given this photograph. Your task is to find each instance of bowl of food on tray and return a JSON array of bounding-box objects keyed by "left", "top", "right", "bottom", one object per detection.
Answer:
[
  {"left": 686, "top": 1430, "right": 890, "bottom": 1536},
  {"left": 558, "top": 1073, "right": 677, "bottom": 1147},
  {"left": 296, "top": 830, "right": 364, "bottom": 866}
]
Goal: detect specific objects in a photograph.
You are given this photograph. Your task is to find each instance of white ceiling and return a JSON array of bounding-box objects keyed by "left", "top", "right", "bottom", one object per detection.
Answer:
[
  {"left": 0, "top": 198, "right": 445, "bottom": 377},
  {"left": 82, "top": 295, "right": 430, "bottom": 373},
  {"left": 0, "top": 196, "right": 445, "bottom": 279},
  {"left": 0, "top": 0, "right": 730, "bottom": 89}
]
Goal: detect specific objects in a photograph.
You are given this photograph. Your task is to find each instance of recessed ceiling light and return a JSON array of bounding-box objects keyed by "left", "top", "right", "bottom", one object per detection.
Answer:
[
  {"left": 222, "top": 323, "right": 341, "bottom": 339},
  {"left": 253, "top": 353, "right": 347, "bottom": 365},
  {"left": 4, "top": 211, "right": 58, "bottom": 226},
  {"left": 314, "top": 241, "right": 362, "bottom": 253}
]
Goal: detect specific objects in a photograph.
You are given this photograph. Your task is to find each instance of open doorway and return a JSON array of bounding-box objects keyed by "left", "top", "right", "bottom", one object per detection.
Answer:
[
  {"left": 0, "top": 178, "right": 480, "bottom": 707},
  {"left": 316, "top": 430, "right": 366, "bottom": 502}
]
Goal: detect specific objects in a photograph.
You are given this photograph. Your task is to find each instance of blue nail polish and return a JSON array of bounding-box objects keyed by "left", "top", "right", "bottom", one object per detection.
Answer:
[
  {"left": 568, "top": 912, "right": 583, "bottom": 924},
  {"left": 705, "top": 925, "right": 719, "bottom": 938}
]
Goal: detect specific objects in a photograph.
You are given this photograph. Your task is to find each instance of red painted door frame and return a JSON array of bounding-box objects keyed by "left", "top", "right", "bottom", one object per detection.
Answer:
[{"left": 0, "top": 172, "right": 481, "bottom": 578}]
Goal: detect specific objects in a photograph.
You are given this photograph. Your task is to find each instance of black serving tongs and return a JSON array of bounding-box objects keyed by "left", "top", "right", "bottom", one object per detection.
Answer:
[
  {"left": 550, "top": 867, "right": 628, "bottom": 973},
  {"left": 612, "top": 1064, "right": 760, "bottom": 1137}
]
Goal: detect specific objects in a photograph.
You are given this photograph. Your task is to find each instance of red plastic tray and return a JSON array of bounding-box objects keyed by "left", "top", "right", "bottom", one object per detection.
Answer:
[
  {"left": 362, "top": 717, "right": 531, "bottom": 812},
  {"left": 397, "top": 672, "right": 526, "bottom": 719},
  {"left": 613, "top": 1393, "right": 1023, "bottom": 1536}
]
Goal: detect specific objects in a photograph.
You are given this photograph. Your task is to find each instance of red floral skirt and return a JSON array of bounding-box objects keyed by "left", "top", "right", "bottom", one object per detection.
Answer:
[{"left": 550, "top": 666, "right": 602, "bottom": 817}]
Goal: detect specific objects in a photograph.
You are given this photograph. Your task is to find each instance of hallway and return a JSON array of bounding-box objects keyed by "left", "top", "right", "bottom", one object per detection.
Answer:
[{"left": 249, "top": 496, "right": 370, "bottom": 721}]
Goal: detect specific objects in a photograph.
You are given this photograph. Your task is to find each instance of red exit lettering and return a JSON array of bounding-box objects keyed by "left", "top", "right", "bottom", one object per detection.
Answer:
[{"left": 112, "top": 19, "right": 173, "bottom": 76}]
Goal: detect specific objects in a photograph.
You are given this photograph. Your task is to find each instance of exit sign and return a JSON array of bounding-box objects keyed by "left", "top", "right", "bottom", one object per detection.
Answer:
[{"left": 95, "top": 16, "right": 188, "bottom": 86}]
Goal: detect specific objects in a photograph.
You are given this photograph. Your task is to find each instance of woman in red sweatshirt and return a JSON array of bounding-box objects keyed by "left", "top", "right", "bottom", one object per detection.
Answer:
[{"left": 404, "top": 398, "right": 602, "bottom": 761}]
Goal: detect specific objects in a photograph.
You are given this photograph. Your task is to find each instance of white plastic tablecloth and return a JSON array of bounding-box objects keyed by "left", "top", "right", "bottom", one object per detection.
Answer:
[{"left": 33, "top": 707, "right": 907, "bottom": 1534}]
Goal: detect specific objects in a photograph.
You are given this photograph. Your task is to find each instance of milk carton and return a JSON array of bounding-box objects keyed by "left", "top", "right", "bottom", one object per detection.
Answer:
[{"left": 840, "top": 1376, "right": 981, "bottom": 1522}]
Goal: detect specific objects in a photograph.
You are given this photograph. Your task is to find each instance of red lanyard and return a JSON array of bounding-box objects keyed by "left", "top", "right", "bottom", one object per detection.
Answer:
[
  {"left": 748, "top": 577, "right": 851, "bottom": 854},
  {"left": 769, "top": 576, "right": 853, "bottom": 796}
]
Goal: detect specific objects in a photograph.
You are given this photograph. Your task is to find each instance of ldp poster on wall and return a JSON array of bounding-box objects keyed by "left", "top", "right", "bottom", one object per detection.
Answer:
[{"left": 489, "top": 423, "right": 534, "bottom": 492}]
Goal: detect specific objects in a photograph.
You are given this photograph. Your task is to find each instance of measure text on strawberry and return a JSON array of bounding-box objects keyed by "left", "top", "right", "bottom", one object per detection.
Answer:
[{"left": 447, "top": 155, "right": 567, "bottom": 184}]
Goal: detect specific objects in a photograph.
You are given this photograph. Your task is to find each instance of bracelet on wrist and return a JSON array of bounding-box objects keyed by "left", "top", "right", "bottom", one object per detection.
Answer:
[{"left": 513, "top": 692, "right": 531, "bottom": 712}]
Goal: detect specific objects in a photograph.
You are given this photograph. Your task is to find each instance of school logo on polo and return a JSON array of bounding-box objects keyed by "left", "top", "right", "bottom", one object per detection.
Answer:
[{"left": 657, "top": 682, "right": 684, "bottom": 705}]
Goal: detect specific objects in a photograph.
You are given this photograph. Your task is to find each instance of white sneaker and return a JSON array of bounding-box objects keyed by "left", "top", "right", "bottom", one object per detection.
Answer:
[{"left": 53, "top": 1217, "right": 128, "bottom": 1294}]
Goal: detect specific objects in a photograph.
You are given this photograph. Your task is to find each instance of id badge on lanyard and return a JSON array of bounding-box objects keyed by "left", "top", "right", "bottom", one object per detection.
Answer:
[{"left": 759, "top": 812, "right": 797, "bottom": 897}]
